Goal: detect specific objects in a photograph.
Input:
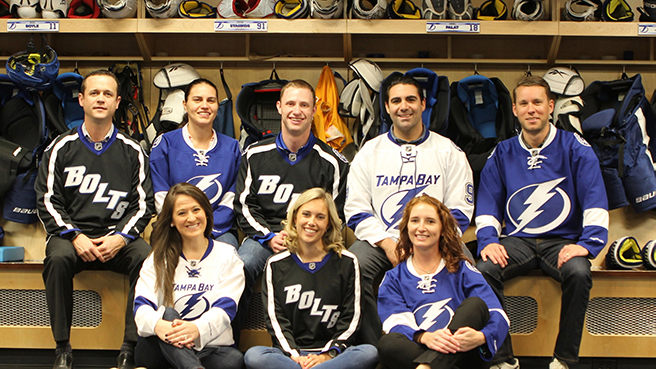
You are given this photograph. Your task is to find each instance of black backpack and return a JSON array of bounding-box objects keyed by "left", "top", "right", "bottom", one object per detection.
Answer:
[{"left": 236, "top": 70, "right": 289, "bottom": 148}]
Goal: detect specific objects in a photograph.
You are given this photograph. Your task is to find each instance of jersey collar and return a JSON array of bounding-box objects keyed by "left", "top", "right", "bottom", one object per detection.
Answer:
[
  {"left": 276, "top": 132, "right": 317, "bottom": 165},
  {"left": 291, "top": 250, "right": 333, "bottom": 273},
  {"left": 78, "top": 124, "right": 117, "bottom": 155},
  {"left": 387, "top": 124, "right": 430, "bottom": 146},
  {"left": 518, "top": 123, "right": 557, "bottom": 152}
]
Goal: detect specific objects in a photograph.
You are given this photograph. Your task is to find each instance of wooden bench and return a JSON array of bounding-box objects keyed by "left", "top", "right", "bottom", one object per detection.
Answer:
[{"left": 0, "top": 260, "right": 129, "bottom": 350}]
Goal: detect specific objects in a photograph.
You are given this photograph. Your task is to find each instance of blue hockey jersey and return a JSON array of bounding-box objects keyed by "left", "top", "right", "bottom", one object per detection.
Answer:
[
  {"left": 475, "top": 126, "right": 609, "bottom": 257},
  {"left": 149, "top": 125, "right": 241, "bottom": 238},
  {"left": 378, "top": 258, "right": 509, "bottom": 361}
]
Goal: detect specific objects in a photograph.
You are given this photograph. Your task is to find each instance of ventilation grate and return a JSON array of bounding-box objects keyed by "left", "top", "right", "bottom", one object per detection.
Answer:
[
  {"left": 0, "top": 289, "right": 102, "bottom": 327},
  {"left": 243, "top": 291, "right": 268, "bottom": 331},
  {"left": 506, "top": 296, "right": 538, "bottom": 334},
  {"left": 586, "top": 297, "right": 656, "bottom": 336}
]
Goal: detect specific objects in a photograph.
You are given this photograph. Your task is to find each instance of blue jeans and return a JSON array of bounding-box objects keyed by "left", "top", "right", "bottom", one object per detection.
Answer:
[
  {"left": 476, "top": 237, "right": 592, "bottom": 365},
  {"left": 215, "top": 232, "right": 239, "bottom": 249},
  {"left": 244, "top": 345, "right": 378, "bottom": 369},
  {"left": 134, "top": 308, "right": 243, "bottom": 369}
]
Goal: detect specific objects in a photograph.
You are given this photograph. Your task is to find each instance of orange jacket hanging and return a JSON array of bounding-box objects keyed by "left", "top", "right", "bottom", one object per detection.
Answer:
[{"left": 313, "top": 65, "right": 353, "bottom": 152}]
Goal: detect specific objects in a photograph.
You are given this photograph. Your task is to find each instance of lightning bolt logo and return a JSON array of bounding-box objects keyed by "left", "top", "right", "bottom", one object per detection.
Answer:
[
  {"left": 508, "top": 177, "right": 571, "bottom": 235},
  {"left": 188, "top": 174, "right": 223, "bottom": 204},
  {"left": 381, "top": 186, "right": 429, "bottom": 231},
  {"left": 175, "top": 292, "right": 208, "bottom": 320},
  {"left": 416, "top": 298, "right": 453, "bottom": 331}
]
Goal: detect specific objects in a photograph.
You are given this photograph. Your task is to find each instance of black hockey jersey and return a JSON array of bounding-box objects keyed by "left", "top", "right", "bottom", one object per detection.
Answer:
[
  {"left": 234, "top": 133, "right": 349, "bottom": 244},
  {"left": 262, "top": 250, "right": 361, "bottom": 356},
  {"left": 36, "top": 125, "right": 154, "bottom": 240}
]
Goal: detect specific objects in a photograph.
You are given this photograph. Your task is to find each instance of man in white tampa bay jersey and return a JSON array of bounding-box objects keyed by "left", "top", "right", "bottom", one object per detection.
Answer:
[
  {"left": 233, "top": 79, "right": 349, "bottom": 341},
  {"left": 345, "top": 75, "right": 474, "bottom": 345},
  {"left": 475, "top": 76, "right": 609, "bottom": 369},
  {"left": 35, "top": 70, "right": 154, "bottom": 369}
]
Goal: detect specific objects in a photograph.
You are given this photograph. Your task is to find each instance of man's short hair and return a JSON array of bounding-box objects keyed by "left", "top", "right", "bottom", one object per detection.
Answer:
[
  {"left": 280, "top": 79, "right": 316, "bottom": 106},
  {"left": 386, "top": 75, "right": 425, "bottom": 102},
  {"left": 81, "top": 70, "right": 120, "bottom": 94},
  {"left": 513, "top": 75, "right": 553, "bottom": 102}
]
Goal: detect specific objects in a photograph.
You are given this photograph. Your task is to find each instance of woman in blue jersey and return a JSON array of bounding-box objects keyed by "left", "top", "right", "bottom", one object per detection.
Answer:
[
  {"left": 377, "top": 194, "right": 509, "bottom": 369},
  {"left": 133, "top": 183, "right": 244, "bottom": 369},
  {"left": 244, "top": 188, "right": 378, "bottom": 369},
  {"left": 150, "top": 78, "right": 241, "bottom": 248}
]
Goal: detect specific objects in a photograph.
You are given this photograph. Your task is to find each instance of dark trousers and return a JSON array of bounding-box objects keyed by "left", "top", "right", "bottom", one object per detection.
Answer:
[
  {"left": 42, "top": 235, "right": 150, "bottom": 343},
  {"left": 135, "top": 308, "right": 243, "bottom": 369},
  {"left": 377, "top": 297, "right": 490, "bottom": 369},
  {"left": 476, "top": 237, "right": 592, "bottom": 365}
]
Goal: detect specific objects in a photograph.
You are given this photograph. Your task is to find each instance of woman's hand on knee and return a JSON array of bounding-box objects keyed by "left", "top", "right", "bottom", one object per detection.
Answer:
[
  {"left": 420, "top": 329, "right": 460, "bottom": 354},
  {"left": 452, "top": 327, "right": 485, "bottom": 352}
]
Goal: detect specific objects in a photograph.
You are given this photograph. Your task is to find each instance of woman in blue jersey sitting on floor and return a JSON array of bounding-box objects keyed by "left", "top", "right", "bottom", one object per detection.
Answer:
[
  {"left": 149, "top": 78, "right": 241, "bottom": 249},
  {"left": 133, "top": 183, "right": 244, "bottom": 369},
  {"left": 244, "top": 188, "right": 378, "bottom": 369},
  {"left": 377, "top": 194, "right": 510, "bottom": 369}
]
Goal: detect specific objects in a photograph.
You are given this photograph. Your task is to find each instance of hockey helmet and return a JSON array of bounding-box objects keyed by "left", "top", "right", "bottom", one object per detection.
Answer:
[
  {"left": 67, "top": 0, "right": 100, "bottom": 17},
  {"left": 179, "top": 0, "right": 215, "bottom": 17},
  {"left": 97, "top": 0, "right": 137, "bottom": 18},
  {"left": 275, "top": 0, "right": 310, "bottom": 18},
  {"left": 642, "top": 240, "right": 656, "bottom": 270},
  {"left": 310, "top": 0, "right": 342, "bottom": 18},
  {"left": 601, "top": 0, "right": 633, "bottom": 21},
  {"left": 387, "top": 0, "right": 421, "bottom": 18},
  {"left": 351, "top": 0, "right": 386, "bottom": 19},
  {"left": 153, "top": 63, "right": 201, "bottom": 89},
  {"left": 10, "top": 0, "right": 41, "bottom": 18},
  {"left": 476, "top": 0, "right": 508, "bottom": 19},
  {"left": 41, "top": 0, "right": 68, "bottom": 18},
  {"left": 606, "top": 236, "right": 643, "bottom": 269},
  {"left": 448, "top": 0, "right": 474, "bottom": 19},
  {"left": 562, "top": 0, "right": 602, "bottom": 21},
  {"left": 6, "top": 36, "right": 59, "bottom": 92},
  {"left": 512, "top": 0, "right": 546, "bottom": 20},
  {"left": 543, "top": 67, "right": 585, "bottom": 97},
  {"left": 146, "top": 0, "right": 181, "bottom": 17},
  {"left": 423, "top": 0, "right": 446, "bottom": 19}
]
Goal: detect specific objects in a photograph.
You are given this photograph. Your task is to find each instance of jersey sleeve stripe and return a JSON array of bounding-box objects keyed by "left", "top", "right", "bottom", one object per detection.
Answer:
[
  {"left": 475, "top": 215, "right": 501, "bottom": 237},
  {"left": 583, "top": 207, "right": 609, "bottom": 229},
  {"left": 266, "top": 251, "right": 298, "bottom": 356},
  {"left": 337, "top": 251, "right": 361, "bottom": 342},
  {"left": 313, "top": 145, "right": 341, "bottom": 200},
  {"left": 43, "top": 134, "right": 79, "bottom": 230},
  {"left": 116, "top": 134, "right": 149, "bottom": 235},
  {"left": 239, "top": 145, "right": 275, "bottom": 236}
]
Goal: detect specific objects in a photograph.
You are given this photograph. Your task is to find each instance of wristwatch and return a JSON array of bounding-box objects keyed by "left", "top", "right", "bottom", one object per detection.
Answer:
[{"left": 328, "top": 348, "right": 339, "bottom": 358}]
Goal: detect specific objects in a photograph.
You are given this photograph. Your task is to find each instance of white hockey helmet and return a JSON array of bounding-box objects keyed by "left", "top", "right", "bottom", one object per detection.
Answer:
[
  {"left": 153, "top": 63, "right": 201, "bottom": 89},
  {"left": 310, "top": 0, "right": 342, "bottom": 18},
  {"left": 543, "top": 67, "right": 585, "bottom": 96},
  {"left": 97, "top": 0, "right": 137, "bottom": 18},
  {"left": 351, "top": 0, "right": 386, "bottom": 19},
  {"left": 511, "top": 0, "right": 546, "bottom": 20},
  {"left": 10, "top": 0, "right": 41, "bottom": 18},
  {"left": 146, "top": 0, "right": 181, "bottom": 18},
  {"left": 41, "top": 0, "right": 67, "bottom": 18}
]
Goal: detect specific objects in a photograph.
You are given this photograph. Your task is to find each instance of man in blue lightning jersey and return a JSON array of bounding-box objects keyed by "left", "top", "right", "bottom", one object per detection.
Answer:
[{"left": 475, "top": 76, "right": 609, "bottom": 369}]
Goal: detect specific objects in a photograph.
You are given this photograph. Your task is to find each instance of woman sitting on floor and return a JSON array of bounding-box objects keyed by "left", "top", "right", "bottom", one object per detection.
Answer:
[
  {"left": 133, "top": 183, "right": 244, "bottom": 369},
  {"left": 244, "top": 187, "right": 378, "bottom": 369},
  {"left": 377, "top": 194, "right": 510, "bottom": 369}
]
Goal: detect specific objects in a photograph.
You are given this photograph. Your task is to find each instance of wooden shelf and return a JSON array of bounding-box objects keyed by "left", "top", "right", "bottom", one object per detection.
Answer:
[{"left": 1, "top": 18, "right": 654, "bottom": 66}]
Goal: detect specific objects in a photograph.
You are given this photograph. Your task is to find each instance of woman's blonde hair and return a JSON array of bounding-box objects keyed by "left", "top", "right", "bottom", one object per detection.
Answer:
[{"left": 282, "top": 187, "right": 344, "bottom": 256}]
